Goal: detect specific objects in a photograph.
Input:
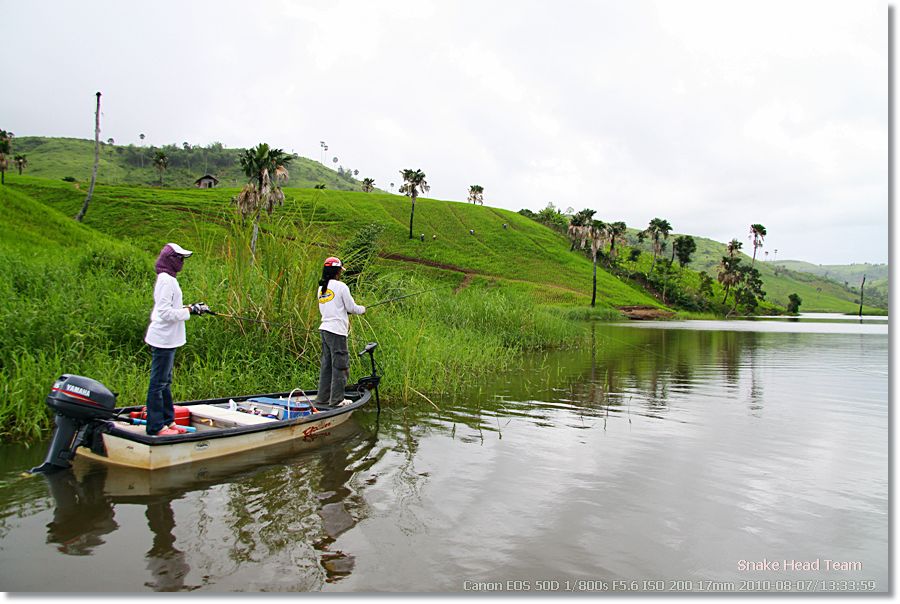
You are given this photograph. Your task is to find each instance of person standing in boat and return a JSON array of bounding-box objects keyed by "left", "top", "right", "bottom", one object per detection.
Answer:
[
  {"left": 144, "top": 243, "right": 209, "bottom": 436},
  {"left": 317, "top": 257, "right": 366, "bottom": 407}
]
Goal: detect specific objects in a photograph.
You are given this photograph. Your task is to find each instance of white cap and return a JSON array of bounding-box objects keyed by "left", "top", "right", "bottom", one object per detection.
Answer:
[{"left": 167, "top": 242, "right": 193, "bottom": 257}]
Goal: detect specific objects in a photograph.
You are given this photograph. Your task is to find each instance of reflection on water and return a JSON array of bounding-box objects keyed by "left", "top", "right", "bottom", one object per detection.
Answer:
[{"left": 0, "top": 317, "right": 888, "bottom": 592}]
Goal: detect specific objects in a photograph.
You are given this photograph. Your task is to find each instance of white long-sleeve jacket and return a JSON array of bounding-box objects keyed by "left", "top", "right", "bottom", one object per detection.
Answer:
[
  {"left": 317, "top": 279, "right": 365, "bottom": 336},
  {"left": 144, "top": 273, "right": 191, "bottom": 348}
]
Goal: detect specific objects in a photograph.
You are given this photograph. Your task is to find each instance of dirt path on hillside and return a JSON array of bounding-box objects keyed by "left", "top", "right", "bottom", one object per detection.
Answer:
[{"left": 454, "top": 273, "right": 475, "bottom": 293}]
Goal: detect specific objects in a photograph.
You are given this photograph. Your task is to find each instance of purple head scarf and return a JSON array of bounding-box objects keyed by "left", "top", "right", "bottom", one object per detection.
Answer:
[{"left": 155, "top": 244, "right": 185, "bottom": 277}]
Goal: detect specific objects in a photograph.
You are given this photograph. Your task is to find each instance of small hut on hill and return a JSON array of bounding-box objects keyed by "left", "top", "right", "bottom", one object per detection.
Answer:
[{"left": 194, "top": 174, "right": 219, "bottom": 189}]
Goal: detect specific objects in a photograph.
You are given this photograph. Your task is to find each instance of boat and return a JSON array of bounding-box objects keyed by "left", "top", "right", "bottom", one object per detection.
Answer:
[{"left": 31, "top": 342, "right": 382, "bottom": 473}]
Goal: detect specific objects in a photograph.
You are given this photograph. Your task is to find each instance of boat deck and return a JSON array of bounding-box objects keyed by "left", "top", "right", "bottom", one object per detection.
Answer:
[{"left": 113, "top": 395, "right": 335, "bottom": 435}]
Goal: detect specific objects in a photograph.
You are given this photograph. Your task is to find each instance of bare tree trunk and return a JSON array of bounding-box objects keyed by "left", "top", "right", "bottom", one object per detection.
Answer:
[
  {"left": 250, "top": 211, "right": 261, "bottom": 258},
  {"left": 75, "top": 92, "right": 101, "bottom": 222},
  {"left": 408, "top": 193, "right": 416, "bottom": 239},
  {"left": 591, "top": 254, "right": 598, "bottom": 307},
  {"left": 858, "top": 274, "right": 866, "bottom": 317}
]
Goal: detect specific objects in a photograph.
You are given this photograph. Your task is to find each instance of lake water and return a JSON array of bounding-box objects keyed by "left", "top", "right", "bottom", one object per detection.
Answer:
[{"left": 0, "top": 316, "right": 888, "bottom": 593}]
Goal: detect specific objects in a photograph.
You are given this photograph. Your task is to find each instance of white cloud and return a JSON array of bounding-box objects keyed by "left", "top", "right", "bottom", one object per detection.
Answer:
[{"left": 0, "top": 0, "right": 887, "bottom": 264}]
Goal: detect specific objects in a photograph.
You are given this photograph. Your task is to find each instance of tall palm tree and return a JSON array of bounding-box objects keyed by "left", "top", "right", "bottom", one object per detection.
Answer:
[
  {"left": 234, "top": 143, "right": 294, "bottom": 255},
  {"left": 604, "top": 221, "right": 627, "bottom": 263},
  {"left": 467, "top": 184, "right": 484, "bottom": 205},
  {"left": 567, "top": 209, "right": 595, "bottom": 251},
  {"left": 641, "top": 217, "right": 672, "bottom": 273},
  {"left": 13, "top": 154, "right": 27, "bottom": 175},
  {"left": 0, "top": 129, "right": 12, "bottom": 185},
  {"left": 153, "top": 150, "right": 169, "bottom": 186},
  {"left": 749, "top": 224, "right": 766, "bottom": 266},
  {"left": 138, "top": 133, "right": 146, "bottom": 168},
  {"left": 361, "top": 178, "right": 375, "bottom": 192},
  {"left": 586, "top": 220, "right": 608, "bottom": 307},
  {"left": 717, "top": 255, "right": 742, "bottom": 304},
  {"left": 726, "top": 238, "right": 742, "bottom": 258},
  {"left": 399, "top": 169, "right": 429, "bottom": 239}
]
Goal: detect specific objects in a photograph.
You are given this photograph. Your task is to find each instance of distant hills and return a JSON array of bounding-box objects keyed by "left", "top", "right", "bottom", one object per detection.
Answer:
[
  {"left": 772, "top": 260, "right": 887, "bottom": 286},
  {"left": 771, "top": 260, "right": 888, "bottom": 309},
  {"left": 8, "top": 136, "right": 369, "bottom": 192}
]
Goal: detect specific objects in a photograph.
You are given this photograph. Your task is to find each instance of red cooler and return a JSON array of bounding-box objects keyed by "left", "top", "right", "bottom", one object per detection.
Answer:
[{"left": 129, "top": 405, "right": 191, "bottom": 426}]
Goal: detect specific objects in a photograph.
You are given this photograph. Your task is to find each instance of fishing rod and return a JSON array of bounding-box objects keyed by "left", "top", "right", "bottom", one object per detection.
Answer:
[
  {"left": 205, "top": 286, "right": 450, "bottom": 327},
  {"left": 365, "top": 286, "right": 449, "bottom": 309},
  {"left": 207, "top": 311, "right": 298, "bottom": 329}
]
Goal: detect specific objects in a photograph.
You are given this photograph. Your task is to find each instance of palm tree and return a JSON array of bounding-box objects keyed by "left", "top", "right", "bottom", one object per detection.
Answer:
[
  {"left": 399, "top": 169, "right": 429, "bottom": 239},
  {"left": 13, "top": 154, "right": 27, "bottom": 175},
  {"left": 0, "top": 129, "right": 12, "bottom": 185},
  {"left": 641, "top": 217, "right": 672, "bottom": 273},
  {"left": 234, "top": 143, "right": 294, "bottom": 255},
  {"left": 153, "top": 150, "right": 169, "bottom": 186},
  {"left": 586, "top": 220, "right": 608, "bottom": 307},
  {"left": 726, "top": 238, "right": 742, "bottom": 258},
  {"left": 567, "top": 209, "right": 595, "bottom": 251},
  {"left": 361, "top": 178, "right": 375, "bottom": 192},
  {"left": 604, "top": 221, "right": 627, "bottom": 263},
  {"left": 749, "top": 224, "right": 766, "bottom": 266},
  {"left": 467, "top": 184, "right": 484, "bottom": 205},
  {"left": 717, "top": 255, "right": 742, "bottom": 304}
]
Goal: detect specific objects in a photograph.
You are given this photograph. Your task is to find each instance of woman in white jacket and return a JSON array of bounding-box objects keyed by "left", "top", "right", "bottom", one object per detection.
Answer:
[
  {"left": 316, "top": 257, "right": 365, "bottom": 406},
  {"left": 144, "top": 243, "right": 208, "bottom": 435}
]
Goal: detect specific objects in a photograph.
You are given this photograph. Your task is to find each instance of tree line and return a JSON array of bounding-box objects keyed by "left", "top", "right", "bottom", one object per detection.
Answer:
[{"left": 519, "top": 203, "right": 800, "bottom": 315}]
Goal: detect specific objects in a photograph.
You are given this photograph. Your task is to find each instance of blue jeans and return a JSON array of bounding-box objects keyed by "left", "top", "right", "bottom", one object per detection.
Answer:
[{"left": 146, "top": 346, "right": 177, "bottom": 434}]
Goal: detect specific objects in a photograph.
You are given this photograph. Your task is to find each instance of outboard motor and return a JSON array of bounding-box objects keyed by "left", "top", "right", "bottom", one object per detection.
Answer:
[{"left": 31, "top": 375, "right": 117, "bottom": 474}]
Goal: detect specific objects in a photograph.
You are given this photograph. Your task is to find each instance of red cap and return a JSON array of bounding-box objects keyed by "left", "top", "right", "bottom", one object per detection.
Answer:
[{"left": 324, "top": 256, "right": 342, "bottom": 267}]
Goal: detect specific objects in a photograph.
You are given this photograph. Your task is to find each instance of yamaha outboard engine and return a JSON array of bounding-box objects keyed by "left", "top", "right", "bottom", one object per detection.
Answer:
[{"left": 31, "top": 375, "right": 117, "bottom": 474}]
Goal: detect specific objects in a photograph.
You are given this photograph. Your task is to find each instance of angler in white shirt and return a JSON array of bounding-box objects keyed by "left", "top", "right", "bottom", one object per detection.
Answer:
[
  {"left": 143, "top": 243, "right": 209, "bottom": 436},
  {"left": 316, "top": 256, "right": 366, "bottom": 406}
]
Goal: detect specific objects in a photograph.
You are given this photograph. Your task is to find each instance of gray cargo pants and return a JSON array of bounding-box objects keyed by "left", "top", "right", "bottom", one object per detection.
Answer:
[{"left": 317, "top": 330, "right": 350, "bottom": 405}]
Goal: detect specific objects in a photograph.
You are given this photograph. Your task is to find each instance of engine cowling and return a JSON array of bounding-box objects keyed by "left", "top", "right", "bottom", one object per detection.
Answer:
[
  {"left": 31, "top": 375, "right": 117, "bottom": 474},
  {"left": 47, "top": 374, "right": 117, "bottom": 420}
]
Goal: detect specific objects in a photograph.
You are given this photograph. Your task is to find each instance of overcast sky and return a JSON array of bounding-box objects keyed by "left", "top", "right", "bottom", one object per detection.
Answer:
[{"left": 3, "top": 0, "right": 888, "bottom": 265}]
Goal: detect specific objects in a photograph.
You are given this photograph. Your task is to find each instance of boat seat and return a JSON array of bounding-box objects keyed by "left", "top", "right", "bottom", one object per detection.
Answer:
[{"left": 188, "top": 404, "right": 277, "bottom": 428}]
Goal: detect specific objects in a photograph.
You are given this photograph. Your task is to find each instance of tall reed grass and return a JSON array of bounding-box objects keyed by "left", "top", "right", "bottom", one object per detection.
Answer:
[{"left": 1, "top": 197, "right": 584, "bottom": 442}]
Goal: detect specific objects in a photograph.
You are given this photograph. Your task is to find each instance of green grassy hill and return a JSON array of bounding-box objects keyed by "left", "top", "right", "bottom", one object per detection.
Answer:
[
  {"left": 9, "top": 136, "right": 368, "bottom": 191},
  {"left": 623, "top": 230, "right": 887, "bottom": 312},
  {"left": 5, "top": 132, "right": 883, "bottom": 314},
  {"left": 4, "top": 175, "right": 661, "bottom": 310},
  {"left": 773, "top": 260, "right": 888, "bottom": 284},
  {"left": 772, "top": 260, "right": 888, "bottom": 307}
]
